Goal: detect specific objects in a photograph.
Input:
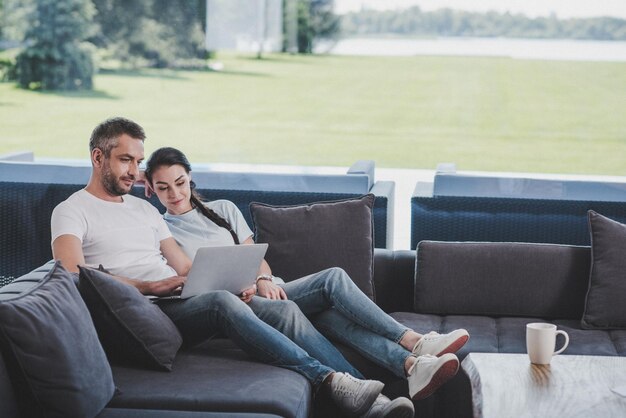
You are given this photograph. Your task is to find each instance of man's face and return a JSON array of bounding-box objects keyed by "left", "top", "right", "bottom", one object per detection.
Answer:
[{"left": 100, "top": 134, "right": 144, "bottom": 197}]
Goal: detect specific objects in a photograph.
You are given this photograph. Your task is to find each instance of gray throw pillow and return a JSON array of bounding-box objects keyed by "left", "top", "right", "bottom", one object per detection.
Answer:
[
  {"left": 0, "top": 261, "right": 115, "bottom": 418},
  {"left": 250, "top": 194, "right": 376, "bottom": 300},
  {"left": 581, "top": 211, "right": 626, "bottom": 329},
  {"left": 78, "top": 266, "right": 183, "bottom": 371}
]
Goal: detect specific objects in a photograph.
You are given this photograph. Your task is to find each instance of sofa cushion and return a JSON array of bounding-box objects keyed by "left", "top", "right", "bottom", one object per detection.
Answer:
[
  {"left": 582, "top": 211, "right": 626, "bottom": 330},
  {"left": 0, "top": 261, "right": 115, "bottom": 418},
  {"left": 390, "top": 312, "right": 626, "bottom": 360},
  {"left": 414, "top": 241, "right": 590, "bottom": 319},
  {"left": 78, "top": 265, "right": 183, "bottom": 371},
  {"left": 250, "top": 194, "right": 376, "bottom": 299},
  {"left": 107, "top": 341, "right": 311, "bottom": 418}
]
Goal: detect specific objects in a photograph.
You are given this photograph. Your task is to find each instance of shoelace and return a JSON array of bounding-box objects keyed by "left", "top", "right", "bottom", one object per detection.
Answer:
[
  {"left": 407, "top": 354, "right": 437, "bottom": 376},
  {"left": 334, "top": 374, "right": 361, "bottom": 396},
  {"left": 413, "top": 331, "right": 440, "bottom": 351},
  {"left": 418, "top": 354, "right": 437, "bottom": 362}
]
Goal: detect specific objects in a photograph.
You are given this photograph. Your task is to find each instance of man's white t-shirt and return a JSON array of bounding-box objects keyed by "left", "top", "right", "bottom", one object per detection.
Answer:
[{"left": 51, "top": 189, "right": 177, "bottom": 281}]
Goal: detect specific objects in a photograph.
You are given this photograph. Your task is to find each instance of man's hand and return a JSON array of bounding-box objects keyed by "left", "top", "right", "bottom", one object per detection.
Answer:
[
  {"left": 239, "top": 285, "right": 257, "bottom": 303},
  {"left": 137, "top": 276, "right": 186, "bottom": 297},
  {"left": 257, "top": 281, "right": 287, "bottom": 300}
]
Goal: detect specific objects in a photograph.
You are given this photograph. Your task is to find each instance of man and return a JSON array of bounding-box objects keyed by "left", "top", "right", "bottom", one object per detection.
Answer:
[{"left": 51, "top": 117, "right": 414, "bottom": 418}]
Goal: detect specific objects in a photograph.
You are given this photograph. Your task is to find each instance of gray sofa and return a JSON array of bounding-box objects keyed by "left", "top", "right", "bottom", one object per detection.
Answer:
[
  {"left": 1, "top": 166, "right": 625, "bottom": 417},
  {"left": 373, "top": 241, "right": 626, "bottom": 418},
  {"left": 4, "top": 240, "right": 625, "bottom": 418}
]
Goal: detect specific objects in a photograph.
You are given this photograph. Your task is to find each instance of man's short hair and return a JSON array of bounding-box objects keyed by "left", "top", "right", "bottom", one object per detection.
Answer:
[{"left": 89, "top": 117, "right": 146, "bottom": 157}]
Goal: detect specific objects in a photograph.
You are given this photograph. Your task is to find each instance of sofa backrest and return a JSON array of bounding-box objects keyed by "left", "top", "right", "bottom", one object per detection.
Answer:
[
  {"left": 0, "top": 181, "right": 390, "bottom": 280},
  {"left": 411, "top": 170, "right": 626, "bottom": 249},
  {"left": 0, "top": 159, "right": 375, "bottom": 193},
  {"left": 411, "top": 193, "right": 626, "bottom": 249},
  {"left": 0, "top": 182, "right": 82, "bottom": 281},
  {"left": 414, "top": 241, "right": 591, "bottom": 319},
  {"left": 433, "top": 172, "right": 626, "bottom": 202}
]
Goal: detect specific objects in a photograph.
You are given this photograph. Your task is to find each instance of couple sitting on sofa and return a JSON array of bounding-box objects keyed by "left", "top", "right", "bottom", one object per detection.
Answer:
[{"left": 51, "top": 117, "right": 470, "bottom": 418}]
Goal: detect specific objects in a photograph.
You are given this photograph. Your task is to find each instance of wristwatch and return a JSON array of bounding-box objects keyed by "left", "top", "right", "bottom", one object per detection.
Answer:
[{"left": 255, "top": 274, "right": 274, "bottom": 284}]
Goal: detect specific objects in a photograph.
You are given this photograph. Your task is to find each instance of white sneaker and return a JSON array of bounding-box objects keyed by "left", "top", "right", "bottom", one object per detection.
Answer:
[
  {"left": 407, "top": 353, "right": 459, "bottom": 400},
  {"left": 361, "top": 394, "right": 415, "bottom": 418},
  {"left": 329, "top": 372, "right": 384, "bottom": 416},
  {"left": 412, "top": 329, "right": 469, "bottom": 357}
]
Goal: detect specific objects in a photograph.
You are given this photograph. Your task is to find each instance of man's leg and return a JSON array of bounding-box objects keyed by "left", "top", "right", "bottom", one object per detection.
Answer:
[
  {"left": 158, "top": 291, "right": 384, "bottom": 415},
  {"left": 248, "top": 296, "right": 363, "bottom": 378},
  {"left": 157, "top": 290, "right": 333, "bottom": 386}
]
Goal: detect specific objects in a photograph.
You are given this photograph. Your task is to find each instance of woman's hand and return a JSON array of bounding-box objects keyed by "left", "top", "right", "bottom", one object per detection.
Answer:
[
  {"left": 239, "top": 285, "right": 257, "bottom": 303},
  {"left": 135, "top": 170, "right": 154, "bottom": 198},
  {"left": 257, "top": 280, "right": 287, "bottom": 300}
]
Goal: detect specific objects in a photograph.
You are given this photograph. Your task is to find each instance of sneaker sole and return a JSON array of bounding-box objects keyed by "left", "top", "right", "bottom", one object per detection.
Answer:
[
  {"left": 382, "top": 398, "right": 415, "bottom": 418},
  {"left": 411, "top": 358, "right": 459, "bottom": 401},
  {"left": 435, "top": 333, "right": 470, "bottom": 357}
]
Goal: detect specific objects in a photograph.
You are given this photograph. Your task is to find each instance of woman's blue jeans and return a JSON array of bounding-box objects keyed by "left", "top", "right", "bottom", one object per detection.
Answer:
[
  {"left": 156, "top": 290, "right": 334, "bottom": 387},
  {"left": 250, "top": 267, "right": 412, "bottom": 378}
]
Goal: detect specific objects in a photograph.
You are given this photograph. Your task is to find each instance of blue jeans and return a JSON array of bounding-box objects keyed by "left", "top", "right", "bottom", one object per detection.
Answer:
[
  {"left": 248, "top": 295, "right": 364, "bottom": 379},
  {"left": 251, "top": 268, "right": 412, "bottom": 378},
  {"left": 156, "top": 290, "right": 334, "bottom": 387}
]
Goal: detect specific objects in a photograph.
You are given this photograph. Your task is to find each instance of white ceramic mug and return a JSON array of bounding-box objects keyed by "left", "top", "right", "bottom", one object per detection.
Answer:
[{"left": 526, "top": 323, "right": 569, "bottom": 365}]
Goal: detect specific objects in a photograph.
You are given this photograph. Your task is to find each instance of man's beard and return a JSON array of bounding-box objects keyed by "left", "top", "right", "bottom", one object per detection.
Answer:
[{"left": 102, "top": 165, "right": 133, "bottom": 196}]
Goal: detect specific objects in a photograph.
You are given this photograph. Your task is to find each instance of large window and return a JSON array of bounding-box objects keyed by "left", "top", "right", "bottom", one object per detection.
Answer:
[{"left": 1, "top": 0, "right": 625, "bottom": 176}]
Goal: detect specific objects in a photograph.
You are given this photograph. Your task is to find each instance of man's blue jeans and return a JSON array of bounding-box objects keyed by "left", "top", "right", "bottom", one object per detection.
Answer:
[
  {"left": 249, "top": 267, "right": 412, "bottom": 378},
  {"left": 156, "top": 290, "right": 334, "bottom": 387}
]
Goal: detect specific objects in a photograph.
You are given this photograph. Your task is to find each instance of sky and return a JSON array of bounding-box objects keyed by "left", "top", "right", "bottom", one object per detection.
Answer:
[{"left": 335, "top": 0, "right": 626, "bottom": 19}]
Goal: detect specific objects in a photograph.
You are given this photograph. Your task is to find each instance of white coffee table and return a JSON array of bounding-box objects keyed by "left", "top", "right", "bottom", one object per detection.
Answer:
[{"left": 461, "top": 353, "right": 626, "bottom": 418}]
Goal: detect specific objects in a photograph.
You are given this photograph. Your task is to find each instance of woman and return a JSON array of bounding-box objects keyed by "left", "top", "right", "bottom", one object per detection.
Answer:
[{"left": 145, "top": 147, "right": 469, "bottom": 412}]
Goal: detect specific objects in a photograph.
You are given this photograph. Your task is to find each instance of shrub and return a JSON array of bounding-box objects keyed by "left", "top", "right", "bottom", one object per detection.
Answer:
[
  {"left": 0, "top": 57, "right": 17, "bottom": 82},
  {"left": 16, "top": 0, "right": 95, "bottom": 90}
]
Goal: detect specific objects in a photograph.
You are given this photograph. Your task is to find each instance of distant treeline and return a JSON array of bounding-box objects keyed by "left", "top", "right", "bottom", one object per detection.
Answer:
[{"left": 341, "top": 7, "right": 626, "bottom": 41}]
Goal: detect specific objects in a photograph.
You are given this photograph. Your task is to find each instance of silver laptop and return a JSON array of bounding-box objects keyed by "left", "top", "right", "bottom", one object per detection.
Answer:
[{"left": 180, "top": 244, "right": 268, "bottom": 299}]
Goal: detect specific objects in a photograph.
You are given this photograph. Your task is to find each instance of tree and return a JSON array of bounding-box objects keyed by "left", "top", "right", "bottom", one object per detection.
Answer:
[
  {"left": 16, "top": 0, "right": 95, "bottom": 90},
  {"left": 294, "top": 0, "right": 340, "bottom": 53},
  {"left": 90, "top": 0, "right": 205, "bottom": 68},
  {"left": 0, "top": 0, "right": 34, "bottom": 47}
]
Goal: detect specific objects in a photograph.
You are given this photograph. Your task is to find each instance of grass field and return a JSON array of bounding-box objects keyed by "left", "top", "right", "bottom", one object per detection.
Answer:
[{"left": 0, "top": 53, "right": 624, "bottom": 175}]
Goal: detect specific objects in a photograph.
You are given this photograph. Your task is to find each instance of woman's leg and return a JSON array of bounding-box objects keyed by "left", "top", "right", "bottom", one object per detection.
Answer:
[
  {"left": 156, "top": 290, "right": 334, "bottom": 387},
  {"left": 312, "top": 308, "right": 411, "bottom": 379},
  {"left": 281, "top": 268, "right": 410, "bottom": 344},
  {"left": 248, "top": 296, "right": 363, "bottom": 378}
]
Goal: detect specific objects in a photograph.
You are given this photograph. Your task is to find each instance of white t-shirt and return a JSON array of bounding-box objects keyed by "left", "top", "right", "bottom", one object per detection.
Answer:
[
  {"left": 163, "top": 200, "right": 253, "bottom": 261},
  {"left": 51, "top": 189, "right": 176, "bottom": 281}
]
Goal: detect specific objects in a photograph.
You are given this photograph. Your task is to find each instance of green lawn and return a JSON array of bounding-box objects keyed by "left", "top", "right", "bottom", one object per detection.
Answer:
[{"left": 1, "top": 53, "right": 625, "bottom": 175}]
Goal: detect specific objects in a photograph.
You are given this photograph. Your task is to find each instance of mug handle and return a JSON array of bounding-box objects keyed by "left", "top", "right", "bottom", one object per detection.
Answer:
[{"left": 554, "top": 330, "right": 569, "bottom": 355}]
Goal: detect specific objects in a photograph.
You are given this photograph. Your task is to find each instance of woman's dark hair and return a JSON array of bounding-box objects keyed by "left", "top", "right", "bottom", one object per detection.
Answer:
[{"left": 145, "top": 147, "right": 240, "bottom": 245}]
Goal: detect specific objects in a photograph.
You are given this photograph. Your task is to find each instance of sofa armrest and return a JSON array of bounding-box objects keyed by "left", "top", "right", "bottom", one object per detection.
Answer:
[
  {"left": 347, "top": 160, "right": 375, "bottom": 190},
  {"left": 373, "top": 249, "right": 415, "bottom": 313},
  {"left": 370, "top": 181, "right": 395, "bottom": 249}
]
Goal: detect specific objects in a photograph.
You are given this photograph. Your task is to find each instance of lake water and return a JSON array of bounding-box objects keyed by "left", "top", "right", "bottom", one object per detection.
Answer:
[{"left": 318, "top": 37, "right": 626, "bottom": 62}]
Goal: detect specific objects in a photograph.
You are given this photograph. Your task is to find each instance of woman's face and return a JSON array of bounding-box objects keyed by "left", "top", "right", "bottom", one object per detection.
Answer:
[{"left": 150, "top": 164, "right": 193, "bottom": 215}]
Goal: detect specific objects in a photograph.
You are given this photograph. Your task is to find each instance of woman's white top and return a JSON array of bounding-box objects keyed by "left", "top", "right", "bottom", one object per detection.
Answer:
[{"left": 163, "top": 200, "right": 253, "bottom": 261}]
